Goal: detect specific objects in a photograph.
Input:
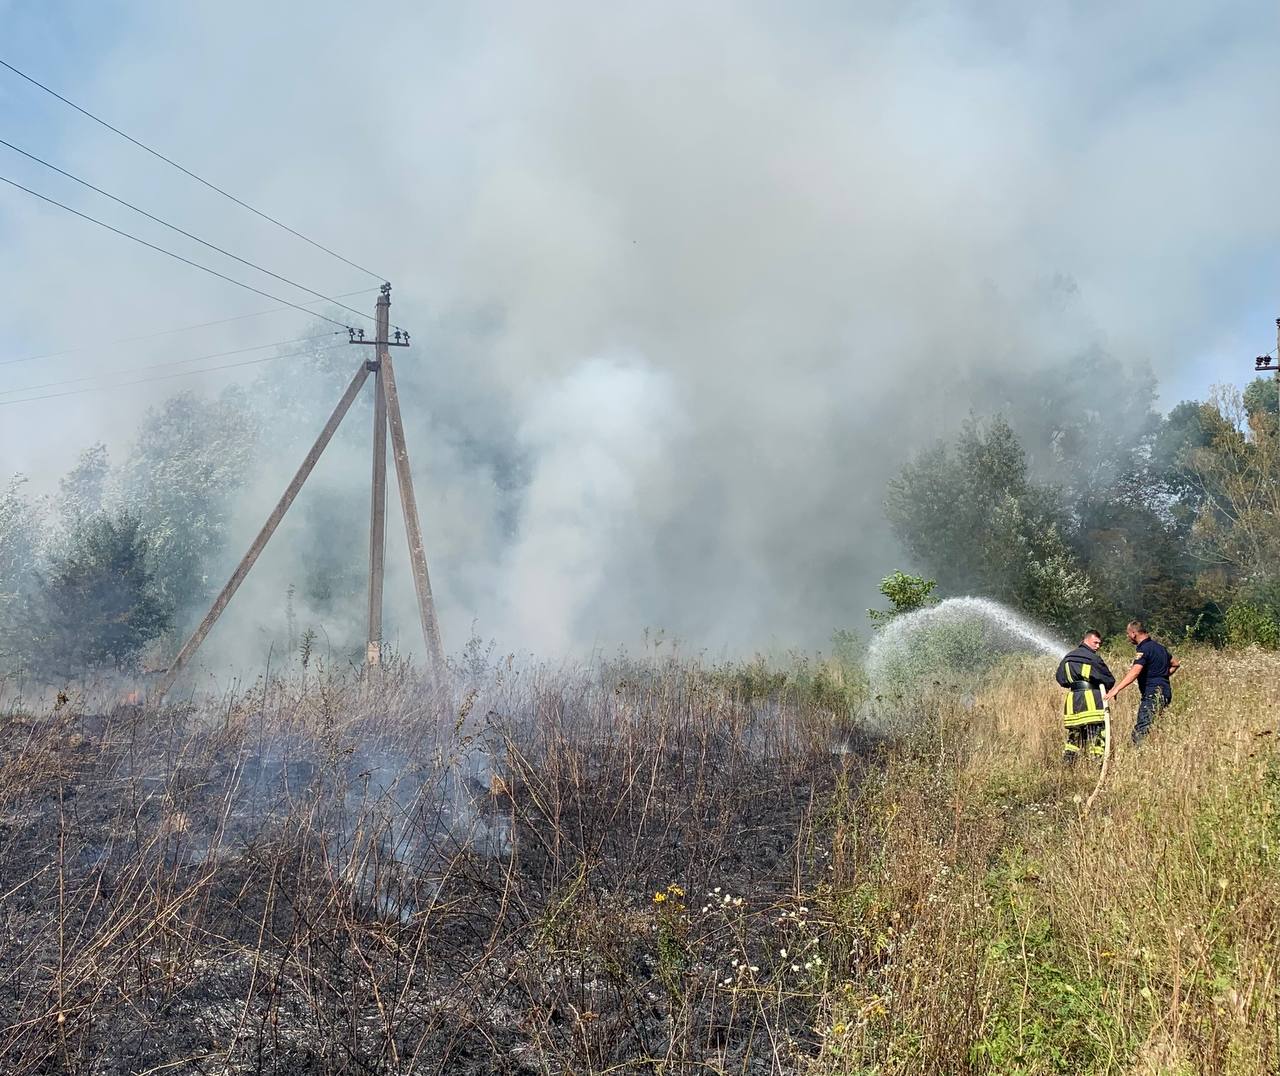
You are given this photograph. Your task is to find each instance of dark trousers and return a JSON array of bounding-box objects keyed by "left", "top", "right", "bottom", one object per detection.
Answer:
[{"left": 1132, "top": 682, "right": 1172, "bottom": 746}]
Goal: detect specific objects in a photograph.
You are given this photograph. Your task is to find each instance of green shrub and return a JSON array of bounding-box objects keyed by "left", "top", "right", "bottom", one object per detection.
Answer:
[
  {"left": 33, "top": 511, "right": 171, "bottom": 678},
  {"left": 1224, "top": 602, "right": 1279, "bottom": 649},
  {"left": 870, "top": 616, "right": 996, "bottom": 696}
]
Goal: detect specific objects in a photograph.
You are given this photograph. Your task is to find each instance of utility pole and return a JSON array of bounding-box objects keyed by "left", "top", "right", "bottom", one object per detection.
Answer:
[
  {"left": 367, "top": 285, "right": 390, "bottom": 667},
  {"left": 154, "top": 283, "right": 447, "bottom": 700},
  {"left": 1255, "top": 317, "right": 1280, "bottom": 445},
  {"left": 1256, "top": 322, "right": 1280, "bottom": 737}
]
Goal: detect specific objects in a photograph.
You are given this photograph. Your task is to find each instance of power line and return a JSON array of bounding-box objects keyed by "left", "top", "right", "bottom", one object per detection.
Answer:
[
  {"left": 0, "top": 171, "right": 353, "bottom": 329},
  {"left": 0, "top": 340, "right": 351, "bottom": 409},
  {"left": 0, "top": 287, "right": 378, "bottom": 369},
  {"left": 0, "top": 137, "right": 377, "bottom": 324},
  {"left": 0, "top": 333, "right": 340, "bottom": 397},
  {"left": 0, "top": 56, "right": 384, "bottom": 282}
]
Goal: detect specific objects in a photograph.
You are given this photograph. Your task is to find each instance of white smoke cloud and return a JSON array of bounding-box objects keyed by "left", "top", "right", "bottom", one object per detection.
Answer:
[
  {"left": 1, "top": 1, "right": 1278, "bottom": 658},
  {"left": 505, "top": 355, "right": 682, "bottom": 651}
]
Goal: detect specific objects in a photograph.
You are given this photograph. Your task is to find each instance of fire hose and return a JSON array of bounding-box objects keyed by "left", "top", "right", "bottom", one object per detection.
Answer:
[{"left": 1083, "top": 692, "right": 1112, "bottom": 816}]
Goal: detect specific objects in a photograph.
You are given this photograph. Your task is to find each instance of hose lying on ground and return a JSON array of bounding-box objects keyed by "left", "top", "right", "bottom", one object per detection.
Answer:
[{"left": 1083, "top": 697, "right": 1112, "bottom": 816}]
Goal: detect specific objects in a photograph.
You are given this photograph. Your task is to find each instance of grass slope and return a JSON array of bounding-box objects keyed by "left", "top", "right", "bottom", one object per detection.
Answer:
[
  {"left": 0, "top": 649, "right": 1274, "bottom": 1073},
  {"left": 812, "top": 648, "right": 1280, "bottom": 1074}
]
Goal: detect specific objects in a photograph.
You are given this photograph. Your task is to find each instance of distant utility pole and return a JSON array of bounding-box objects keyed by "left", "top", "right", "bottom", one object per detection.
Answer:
[
  {"left": 153, "top": 283, "right": 447, "bottom": 700},
  {"left": 367, "top": 287, "right": 389, "bottom": 667},
  {"left": 1256, "top": 317, "right": 1280, "bottom": 445}
]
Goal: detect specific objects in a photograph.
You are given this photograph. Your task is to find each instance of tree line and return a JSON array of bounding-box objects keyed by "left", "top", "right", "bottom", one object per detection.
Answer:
[
  {"left": 0, "top": 340, "right": 375, "bottom": 684},
  {"left": 0, "top": 346, "right": 1274, "bottom": 685},
  {"left": 885, "top": 369, "right": 1279, "bottom": 645}
]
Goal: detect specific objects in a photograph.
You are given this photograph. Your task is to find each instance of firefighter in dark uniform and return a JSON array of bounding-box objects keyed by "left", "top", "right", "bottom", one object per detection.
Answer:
[
  {"left": 1055, "top": 629, "right": 1115, "bottom": 762},
  {"left": 1105, "top": 619, "right": 1180, "bottom": 746}
]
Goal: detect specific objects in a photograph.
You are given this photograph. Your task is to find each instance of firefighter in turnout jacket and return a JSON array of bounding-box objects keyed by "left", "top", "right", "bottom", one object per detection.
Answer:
[{"left": 1055, "top": 629, "right": 1115, "bottom": 762}]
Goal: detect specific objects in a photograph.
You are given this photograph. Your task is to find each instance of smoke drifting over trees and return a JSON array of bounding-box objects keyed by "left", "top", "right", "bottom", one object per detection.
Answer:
[{"left": 2, "top": 3, "right": 1280, "bottom": 673}]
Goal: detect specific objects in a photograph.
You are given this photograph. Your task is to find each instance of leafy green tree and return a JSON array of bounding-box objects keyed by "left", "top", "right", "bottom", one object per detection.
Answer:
[
  {"left": 121, "top": 388, "right": 258, "bottom": 622},
  {"left": 0, "top": 475, "right": 42, "bottom": 672},
  {"left": 885, "top": 416, "right": 1095, "bottom": 630},
  {"left": 42, "top": 443, "right": 117, "bottom": 565},
  {"left": 1186, "top": 386, "right": 1279, "bottom": 591},
  {"left": 867, "top": 571, "right": 937, "bottom": 624},
  {"left": 968, "top": 350, "right": 1161, "bottom": 502},
  {"left": 1225, "top": 599, "right": 1279, "bottom": 649},
  {"left": 1071, "top": 492, "right": 1213, "bottom": 639},
  {"left": 1243, "top": 375, "right": 1278, "bottom": 423},
  {"left": 1143, "top": 399, "right": 1218, "bottom": 534},
  {"left": 1059, "top": 396, "right": 1232, "bottom": 641},
  {"left": 56, "top": 443, "right": 112, "bottom": 530},
  {"left": 35, "top": 512, "right": 171, "bottom": 677},
  {"left": 963, "top": 352, "right": 1212, "bottom": 636}
]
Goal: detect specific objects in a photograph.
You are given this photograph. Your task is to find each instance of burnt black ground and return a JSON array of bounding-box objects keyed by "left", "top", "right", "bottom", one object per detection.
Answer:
[{"left": 0, "top": 677, "right": 879, "bottom": 1075}]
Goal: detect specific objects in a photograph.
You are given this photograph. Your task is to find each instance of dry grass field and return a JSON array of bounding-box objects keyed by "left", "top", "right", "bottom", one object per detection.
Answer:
[
  {"left": 0, "top": 647, "right": 1275, "bottom": 1074},
  {"left": 810, "top": 649, "right": 1280, "bottom": 1075}
]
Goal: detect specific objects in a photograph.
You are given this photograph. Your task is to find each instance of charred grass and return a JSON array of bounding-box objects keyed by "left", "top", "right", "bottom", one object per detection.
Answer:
[{"left": 0, "top": 657, "right": 874, "bottom": 1075}]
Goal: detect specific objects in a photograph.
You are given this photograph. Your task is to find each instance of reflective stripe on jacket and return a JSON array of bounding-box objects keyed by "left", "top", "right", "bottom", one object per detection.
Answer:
[{"left": 1055, "top": 645, "right": 1115, "bottom": 726}]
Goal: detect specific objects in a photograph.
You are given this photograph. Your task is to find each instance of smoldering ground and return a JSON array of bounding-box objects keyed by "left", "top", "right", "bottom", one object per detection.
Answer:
[
  {"left": 4, "top": 2, "right": 1280, "bottom": 663},
  {"left": 0, "top": 653, "right": 877, "bottom": 1075}
]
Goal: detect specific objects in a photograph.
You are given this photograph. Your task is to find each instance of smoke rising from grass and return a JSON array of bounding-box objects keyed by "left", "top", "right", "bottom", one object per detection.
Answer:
[
  {"left": 507, "top": 356, "right": 682, "bottom": 652},
  {"left": 2, "top": 2, "right": 1279, "bottom": 661}
]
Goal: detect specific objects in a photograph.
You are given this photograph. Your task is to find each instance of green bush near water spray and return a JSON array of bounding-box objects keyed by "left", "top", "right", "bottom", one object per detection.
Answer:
[
  {"left": 869, "top": 616, "right": 996, "bottom": 696},
  {"left": 702, "top": 638, "right": 869, "bottom": 718},
  {"left": 865, "top": 573, "right": 1005, "bottom": 697},
  {"left": 867, "top": 588, "right": 1064, "bottom": 709}
]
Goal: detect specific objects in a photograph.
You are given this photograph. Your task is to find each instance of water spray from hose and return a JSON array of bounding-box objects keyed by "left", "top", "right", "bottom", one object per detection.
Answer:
[{"left": 866, "top": 596, "right": 1066, "bottom": 683}]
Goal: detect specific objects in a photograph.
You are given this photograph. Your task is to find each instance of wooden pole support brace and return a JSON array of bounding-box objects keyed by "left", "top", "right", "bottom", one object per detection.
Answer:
[
  {"left": 381, "top": 352, "right": 447, "bottom": 687},
  {"left": 153, "top": 360, "right": 373, "bottom": 701}
]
